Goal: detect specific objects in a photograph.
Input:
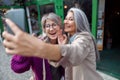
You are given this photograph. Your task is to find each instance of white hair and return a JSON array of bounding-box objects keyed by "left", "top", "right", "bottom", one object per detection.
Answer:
[
  {"left": 68, "top": 8, "right": 100, "bottom": 61},
  {"left": 68, "top": 8, "right": 90, "bottom": 33}
]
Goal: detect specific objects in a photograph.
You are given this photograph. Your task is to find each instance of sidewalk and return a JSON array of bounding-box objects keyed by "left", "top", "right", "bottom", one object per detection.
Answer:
[
  {"left": 98, "top": 71, "right": 119, "bottom": 80},
  {"left": 0, "top": 42, "right": 32, "bottom": 80}
]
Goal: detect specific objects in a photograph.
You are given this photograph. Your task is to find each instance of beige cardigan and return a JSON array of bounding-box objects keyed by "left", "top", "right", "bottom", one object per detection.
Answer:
[{"left": 50, "top": 32, "right": 103, "bottom": 80}]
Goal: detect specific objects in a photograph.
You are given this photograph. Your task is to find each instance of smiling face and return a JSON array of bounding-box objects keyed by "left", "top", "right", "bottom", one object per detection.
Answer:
[
  {"left": 64, "top": 11, "right": 76, "bottom": 36},
  {"left": 44, "top": 19, "right": 61, "bottom": 40}
]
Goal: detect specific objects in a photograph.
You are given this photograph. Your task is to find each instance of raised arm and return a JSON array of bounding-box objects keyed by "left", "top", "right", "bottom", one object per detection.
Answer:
[{"left": 2, "top": 18, "right": 62, "bottom": 61}]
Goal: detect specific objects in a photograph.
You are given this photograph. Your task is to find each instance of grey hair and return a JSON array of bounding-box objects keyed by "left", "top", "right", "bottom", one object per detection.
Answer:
[
  {"left": 68, "top": 8, "right": 100, "bottom": 61},
  {"left": 41, "top": 12, "right": 63, "bottom": 30},
  {"left": 68, "top": 8, "right": 90, "bottom": 33},
  {"left": 41, "top": 13, "right": 49, "bottom": 29}
]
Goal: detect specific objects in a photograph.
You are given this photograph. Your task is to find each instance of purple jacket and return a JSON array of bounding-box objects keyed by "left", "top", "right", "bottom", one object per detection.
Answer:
[
  {"left": 11, "top": 36, "right": 64, "bottom": 80},
  {"left": 11, "top": 55, "right": 53, "bottom": 80}
]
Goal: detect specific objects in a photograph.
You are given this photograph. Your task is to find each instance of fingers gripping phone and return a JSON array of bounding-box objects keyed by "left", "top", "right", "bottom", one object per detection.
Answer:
[{"left": 1, "top": 8, "right": 26, "bottom": 34}]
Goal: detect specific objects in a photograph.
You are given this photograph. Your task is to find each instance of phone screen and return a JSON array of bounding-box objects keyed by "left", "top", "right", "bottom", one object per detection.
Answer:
[{"left": 4, "top": 8, "right": 26, "bottom": 34}]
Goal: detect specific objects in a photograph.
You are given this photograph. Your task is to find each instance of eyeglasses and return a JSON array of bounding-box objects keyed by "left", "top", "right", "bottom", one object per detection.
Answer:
[{"left": 45, "top": 23, "right": 58, "bottom": 29}]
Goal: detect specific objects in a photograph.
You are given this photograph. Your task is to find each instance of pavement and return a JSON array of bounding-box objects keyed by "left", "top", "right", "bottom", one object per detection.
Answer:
[
  {"left": 0, "top": 36, "right": 119, "bottom": 80},
  {"left": 0, "top": 39, "right": 32, "bottom": 80},
  {"left": 98, "top": 71, "right": 119, "bottom": 80}
]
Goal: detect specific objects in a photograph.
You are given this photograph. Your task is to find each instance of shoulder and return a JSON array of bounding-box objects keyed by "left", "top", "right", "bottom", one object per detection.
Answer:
[
  {"left": 76, "top": 32, "right": 91, "bottom": 37},
  {"left": 75, "top": 32, "right": 92, "bottom": 40}
]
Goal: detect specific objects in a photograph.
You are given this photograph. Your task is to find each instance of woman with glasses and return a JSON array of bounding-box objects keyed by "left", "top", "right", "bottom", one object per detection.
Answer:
[
  {"left": 10, "top": 13, "right": 64, "bottom": 80},
  {"left": 3, "top": 8, "right": 103, "bottom": 80}
]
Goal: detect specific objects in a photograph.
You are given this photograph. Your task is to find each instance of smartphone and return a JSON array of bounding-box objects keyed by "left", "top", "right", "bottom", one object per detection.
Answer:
[{"left": 3, "top": 8, "right": 26, "bottom": 34}]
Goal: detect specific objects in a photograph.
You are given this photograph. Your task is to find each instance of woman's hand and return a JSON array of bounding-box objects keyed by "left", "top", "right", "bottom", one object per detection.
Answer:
[
  {"left": 2, "top": 18, "right": 62, "bottom": 61},
  {"left": 2, "top": 18, "right": 42, "bottom": 57},
  {"left": 57, "top": 29, "right": 67, "bottom": 44}
]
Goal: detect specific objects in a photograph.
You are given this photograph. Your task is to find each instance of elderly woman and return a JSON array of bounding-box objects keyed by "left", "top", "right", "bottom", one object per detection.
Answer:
[
  {"left": 2, "top": 8, "right": 103, "bottom": 80},
  {"left": 10, "top": 13, "right": 64, "bottom": 80}
]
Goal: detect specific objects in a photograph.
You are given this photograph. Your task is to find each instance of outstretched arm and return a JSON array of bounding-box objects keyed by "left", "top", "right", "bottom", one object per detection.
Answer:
[{"left": 2, "top": 18, "right": 62, "bottom": 61}]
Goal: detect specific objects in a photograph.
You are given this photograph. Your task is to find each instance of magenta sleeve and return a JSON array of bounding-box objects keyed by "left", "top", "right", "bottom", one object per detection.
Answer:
[{"left": 11, "top": 55, "right": 31, "bottom": 73}]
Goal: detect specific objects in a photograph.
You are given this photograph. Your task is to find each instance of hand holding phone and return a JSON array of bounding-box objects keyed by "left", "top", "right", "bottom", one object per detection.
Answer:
[{"left": 1, "top": 8, "right": 26, "bottom": 35}]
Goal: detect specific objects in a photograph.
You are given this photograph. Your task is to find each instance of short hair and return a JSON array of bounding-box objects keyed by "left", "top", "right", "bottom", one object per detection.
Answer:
[
  {"left": 41, "top": 13, "right": 63, "bottom": 30},
  {"left": 41, "top": 13, "right": 49, "bottom": 29},
  {"left": 68, "top": 8, "right": 90, "bottom": 33}
]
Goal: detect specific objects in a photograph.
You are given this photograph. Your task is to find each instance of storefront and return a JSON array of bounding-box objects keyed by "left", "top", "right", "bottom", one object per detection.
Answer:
[
  {"left": 97, "top": 0, "right": 120, "bottom": 79},
  {"left": 0, "top": 0, "right": 64, "bottom": 35},
  {"left": 96, "top": 0, "right": 120, "bottom": 50}
]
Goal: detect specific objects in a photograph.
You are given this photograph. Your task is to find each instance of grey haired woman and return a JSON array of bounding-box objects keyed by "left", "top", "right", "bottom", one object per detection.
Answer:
[{"left": 2, "top": 8, "right": 103, "bottom": 80}]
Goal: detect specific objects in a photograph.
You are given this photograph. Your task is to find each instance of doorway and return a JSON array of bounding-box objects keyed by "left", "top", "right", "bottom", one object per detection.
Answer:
[
  {"left": 104, "top": 0, "right": 120, "bottom": 49},
  {"left": 97, "top": 0, "right": 120, "bottom": 79}
]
